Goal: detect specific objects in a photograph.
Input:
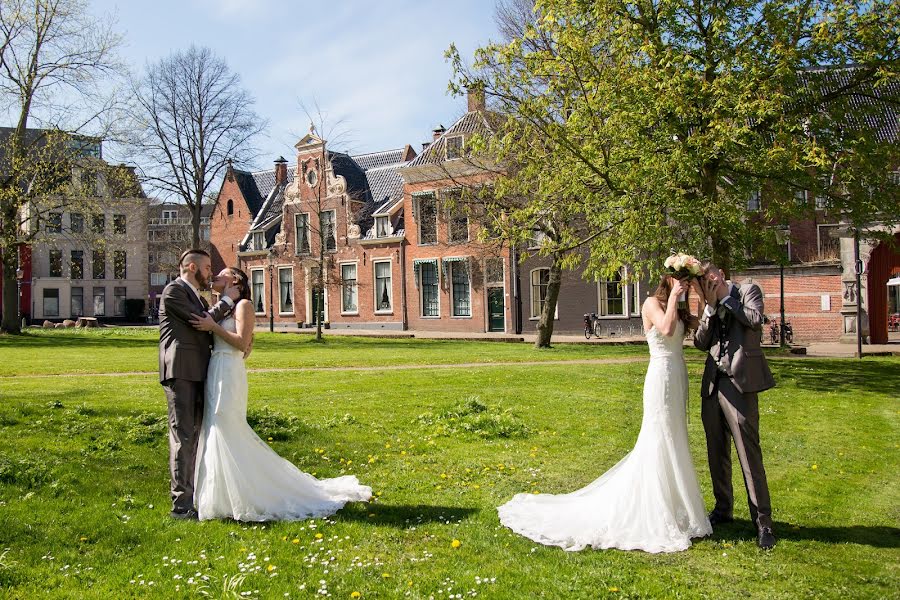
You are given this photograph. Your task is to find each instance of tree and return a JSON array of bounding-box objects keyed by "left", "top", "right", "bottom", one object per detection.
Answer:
[
  {"left": 0, "top": 0, "right": 124, "bottom": 333},
  {"left": 130, "top": 45, "right": 265, "bottom": 249},
  {"left": 449, "top": 0, "right": 900, "bottom": 286}
]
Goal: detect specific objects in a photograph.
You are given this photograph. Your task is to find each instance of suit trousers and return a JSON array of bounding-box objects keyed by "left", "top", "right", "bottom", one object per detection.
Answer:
[
  {"left": 701, "top": 374, "right": 773, "bottom": 530},
  {"left": 163, "top": 378, "right": 205, "bottom": 512}
]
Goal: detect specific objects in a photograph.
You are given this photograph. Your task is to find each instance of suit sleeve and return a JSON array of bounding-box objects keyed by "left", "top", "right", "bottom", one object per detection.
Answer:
[
  {"left": 207, "top": 297, "right": 233, "bottom": 322},
  {"left": 161, "top": 283, "right": 203, "bottom": 325},
  {"left": 722, "top": 283, "right": 765, "bottom": 331},
  {"left": 693, "top": 311, "right": 714, "bottom": 351}
]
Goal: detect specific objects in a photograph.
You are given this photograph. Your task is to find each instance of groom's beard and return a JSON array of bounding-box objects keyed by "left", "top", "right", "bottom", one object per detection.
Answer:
[{"left": 195, "top": 272, "right": 210, "bottom": 290}]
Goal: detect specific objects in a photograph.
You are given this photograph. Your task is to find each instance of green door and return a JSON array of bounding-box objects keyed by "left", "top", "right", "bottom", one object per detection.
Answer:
[
  {"left": 488, "top": 287, "right": 505, "bottom": 332},
  {"left": 310, "top": 288, "right": 325, "bottom": 326}
]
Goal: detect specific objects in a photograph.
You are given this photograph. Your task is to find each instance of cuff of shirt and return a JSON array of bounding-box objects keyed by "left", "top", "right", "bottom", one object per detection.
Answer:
[
  {"left": 220, "top": 296, "right": 235, "bottom": 307},
  {"left": 703, "top": 305, "right": 716, "bottom": 318}
]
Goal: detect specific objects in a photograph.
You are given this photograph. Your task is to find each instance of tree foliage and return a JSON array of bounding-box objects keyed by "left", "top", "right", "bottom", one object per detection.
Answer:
[{"left": 450, "top": 0, "right": 900, "bottom": 282}]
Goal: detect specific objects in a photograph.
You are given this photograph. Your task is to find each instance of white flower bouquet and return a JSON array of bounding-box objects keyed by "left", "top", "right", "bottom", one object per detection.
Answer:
[{"left": 664, "top": 253, "right": 703, "bottom": 307}]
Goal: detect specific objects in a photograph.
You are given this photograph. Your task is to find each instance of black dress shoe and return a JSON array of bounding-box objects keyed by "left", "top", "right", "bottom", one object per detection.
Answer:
[
  {"left": 170, "top": 509, "right": 198, "bottom": 520},
  {"left": 757, "top": 527, "right": 776, "bottom": 550},
  {"left": 708, "top": 511, "right": 734, "bottom": 527}
]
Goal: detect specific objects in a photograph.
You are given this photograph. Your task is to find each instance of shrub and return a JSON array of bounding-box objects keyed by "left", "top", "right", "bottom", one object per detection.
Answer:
[{"left": 417, "top": 397, "right": 531, "bottom": 439}]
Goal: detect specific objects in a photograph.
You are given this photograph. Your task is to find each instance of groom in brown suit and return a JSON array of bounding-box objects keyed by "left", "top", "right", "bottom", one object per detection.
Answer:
[
  {"left": 694, "top": 263, "right": 777, "bottom": 549},
  {"left": 159, "top": 249, "right": 238, "bottom": 519}
]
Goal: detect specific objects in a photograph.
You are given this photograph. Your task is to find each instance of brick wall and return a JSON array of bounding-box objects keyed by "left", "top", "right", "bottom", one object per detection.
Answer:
[
  {"left": 209, "top": 175, "right": 254, "bottom": 273},
  {"left": 732, "top": 264, "right": 843, "bottom": 343}
]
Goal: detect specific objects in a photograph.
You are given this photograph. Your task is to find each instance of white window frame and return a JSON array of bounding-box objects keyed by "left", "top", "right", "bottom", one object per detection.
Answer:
[
  {"left": 747, "top": 190, "right": 761, "bottom": 211},
  {"left": 43, "top": 288, "right": 60, "bottom": 317},
  {"left": 527, "top": 229, "right": 547, "bottom": 250},
  {"left": 416, "top": 193, "right": 438, "bottom": 245},
  {"left": 340, "top": 261, "right": 359, "bottom": 315},
  {"left": 373, "top": 260, "right": 393, "bottom": 314},
  {"left": 598, "top": 269, "right": 628, "bottom": 319},
  {"left": 817, "top": 224, "right": 841, "bottom": 259},
  {"left": 277, "top": 266, "right": 294, "bottom": 315},
  {"left": 250, "top": 268, "right": 265, "bottom": 315},
  {"left": 419, "top": 259, "right": 440, "bottom": 318},
  {"left": 449, "top": 260, "right": 471, "bottom": 318},
  {"left": 529, "top": 268, "right": 558, "bottom": 321},
  {"left": 375, "top": 215, "right": 391, "bottom": 238},
  {"left": 320, "top": 209, "right": 337, "bottom": 252},
  {"left": 161, "top": 209, "right": 178, "bottom": 222},
  {"left": 445, "top": 135, "right": 464, "bottom": 160},
  {"left": 295, "top": 212, "right": 311, "bottom": 254}
]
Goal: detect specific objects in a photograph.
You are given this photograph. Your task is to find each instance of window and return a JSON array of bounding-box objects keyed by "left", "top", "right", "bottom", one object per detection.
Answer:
[
  {"left": 71, "top": 287, "right": 84, "bottom": 317},
  {"left": 48, "top": 249, "right": 62, "bottom": 277},
  {"left": 374, "top": 261, "right": 392, "bottom": 312},
  {"left": 794, "top": 189, "right": 808, "bottom": 205},
  {"left": 530, "top": 268, "right": 550, "bottom": 318},
  {"left": 630, "top": 280, "right": 641, "bottom": 316},
  {"left": 92, "top": 214, "right": 105, "bottom": 233},
  {"left": 417, "top": 194, "right": 437, "bottom": 245},
  {"left": 114, "top": 287, "right": 126, "bottom": 316},
  {"left": 227, "top": 199, "right": 234, "bottom": 216},
  {"left": 320, "top": 210, "right": 336, "bottom": 251},
  {"left": 150, "top": 272, "right": 168, "bottom": 286},
  {"left": 70, "top": 250, "right": 84, "bottom": 279},
  {"left": 445, "top": 135, "right": 464, "bottom": 159},
  {"left": 113, "top": 214, "right": 126, "bottom": 235},
  {"left": 80, "top": 170, "right": 96, "bottom": 195},
  {"left": 599, "top": 270, "right": 626, "bottom": 316},
  {"left": 295, "top": 213, "right": 310, "bottom": 254},
  {"left": 376, "top": 216, "right": 391, "bottom": 237},
  {"left": 341, "top": 263, "right": 358, "bottom": 313},
  {"left": 43, "top": 289, "right": 59, "bottom": 317},
  {"left": 148, "top": 229, "right": 166, "bottom": 242},
  {"left": 747, "top": 190, "right": 761, "bottom": 211},
  {"left": 420, "top": 262, "right": 439, "bottom": 317},
  {"left": 449, "top": 208, "right": 469, "bottom": 243},
  {"left": 114, "top": 250, "right": 127, "bottom": 279},
  {"left": 46, "top": 212, "right": 62, "bottom": 233},
  {"left": 251, "top": 269, "right": 265, "bottom": 314},
  {"left": 92, "top": 249, "right": 106, "bottom": 279},
  {"left": 528, "top": 229, "right": 547, "bottom": 250},
  {"left": 93, "top": 287, "right": 106, "bottom": 316},
  {"left": 251, "top": 231, "right": 265, "bottom": 251},
  {"left": 449, "top": 260, "right": 471, "bottom": 317},
  {"left": 817, "top": 224, "right": 841, "bottom": 259},
  {"left": 70, "top": 213, "right": 84, "bottom": 233},
  {"left": 161, "top": 209, "right": 178, "bottom": 222},
  {"left": 278, "top": 267, "right": 294, "bottom": 314},
  {"left": 485, "top": 258, "right": 504, "bottom": 285}
]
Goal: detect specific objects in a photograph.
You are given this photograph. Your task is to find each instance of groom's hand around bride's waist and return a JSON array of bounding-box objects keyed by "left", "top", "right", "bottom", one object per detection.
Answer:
[{"left": 189, "top": 312, "right": 217, "bottom": 332}]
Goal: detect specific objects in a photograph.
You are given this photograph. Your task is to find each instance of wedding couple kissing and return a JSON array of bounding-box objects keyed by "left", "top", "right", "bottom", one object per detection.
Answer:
[{"left": 159, "top": 249, "right": 776, "bottom": 554}]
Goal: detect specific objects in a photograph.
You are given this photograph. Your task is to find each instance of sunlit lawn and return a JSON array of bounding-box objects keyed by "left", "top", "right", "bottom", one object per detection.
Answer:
[{"left": 0, "top": 329, "right": 897, "bottom": 598}]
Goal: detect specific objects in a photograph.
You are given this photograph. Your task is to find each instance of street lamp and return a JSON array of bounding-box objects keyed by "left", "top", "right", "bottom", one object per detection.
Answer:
[
  {"left": 15, "top": 266, "right": 25, "bottom": 326},
  {"left": 267, "top": 248, "right": 276, "bottom": 333},
  {"left": 774, "top": 227, "right": 789, "bottom": 347}
]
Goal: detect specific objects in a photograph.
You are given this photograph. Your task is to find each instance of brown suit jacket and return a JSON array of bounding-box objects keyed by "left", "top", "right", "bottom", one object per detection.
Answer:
[
  {"left": 158, "top": 278, "right": 232, "bottom": 383},
  {"left": 694, "top": 281, "right": 776, "bottom": 398}
]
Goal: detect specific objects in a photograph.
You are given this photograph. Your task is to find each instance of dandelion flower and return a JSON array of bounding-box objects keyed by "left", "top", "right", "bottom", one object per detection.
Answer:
[
  {"left": 351, "top": 593, "right": 361, "bottom": 599},
  {"left": 451, "top": 539, "right": 462, "bottom": 549}
]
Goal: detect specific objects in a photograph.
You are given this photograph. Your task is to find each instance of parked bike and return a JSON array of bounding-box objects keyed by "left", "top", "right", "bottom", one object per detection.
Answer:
[
  {"left": 583, "top": 313, "right": 602, "bottom": 339},
  {"left": 768, "top": 316, "right": 793, "bottom": 345}
]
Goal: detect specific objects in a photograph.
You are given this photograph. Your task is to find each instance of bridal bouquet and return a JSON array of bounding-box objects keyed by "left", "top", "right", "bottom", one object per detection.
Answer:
[{"left": 664, "top": 253, "right": 703, "bottom": 308}]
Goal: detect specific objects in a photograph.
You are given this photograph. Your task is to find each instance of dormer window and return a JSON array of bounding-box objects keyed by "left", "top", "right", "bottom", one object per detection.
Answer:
[
  {"left": 376, "top": 216, "right": 391, "bottom": 237},
  {"left": 445, "top": 135, "right": 464, "bottom": 160},
  {"left": 252, "top": 231, "right": 265, "bottom": 250}
]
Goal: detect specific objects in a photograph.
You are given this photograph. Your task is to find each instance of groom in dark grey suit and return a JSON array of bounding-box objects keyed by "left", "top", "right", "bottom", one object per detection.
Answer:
[
  {"left": 159, "top": 249, "right": 239, "bottom": 519},
  {"left": 694, "top": 263, "right": 777, "bottom": 549}
]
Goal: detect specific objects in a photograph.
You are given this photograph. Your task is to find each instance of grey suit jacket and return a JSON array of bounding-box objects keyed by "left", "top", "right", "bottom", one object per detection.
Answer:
[
  {"left": 694, "top": 281, "right": 776, "bottom": 398},
  {"left": 158, "top": 278, "right": 232, "bottom": 383}
]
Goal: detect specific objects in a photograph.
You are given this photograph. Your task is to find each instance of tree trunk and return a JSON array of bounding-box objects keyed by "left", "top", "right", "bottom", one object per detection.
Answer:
[
  {"left": 534, "top": 255, "right": 562, "bottom": 348},
  {"left": 192, "top": 201, "right": 202, "bottom": 249},
  {"left": 315, "top": 284, "right": 323, "bottom": 342},
  {"left": 1, "top": 248, "right": 21, "bottom": 334}
]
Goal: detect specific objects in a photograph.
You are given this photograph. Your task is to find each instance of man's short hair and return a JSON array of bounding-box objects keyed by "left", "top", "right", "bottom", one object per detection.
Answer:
[{"left": 179, "top": 248, "right": 210, "bottom": 271}]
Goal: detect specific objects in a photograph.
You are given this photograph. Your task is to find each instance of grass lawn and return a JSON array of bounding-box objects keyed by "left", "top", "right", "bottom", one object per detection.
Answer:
[{"left": 0, "top": 329, "right": 897, "bottom": 599}]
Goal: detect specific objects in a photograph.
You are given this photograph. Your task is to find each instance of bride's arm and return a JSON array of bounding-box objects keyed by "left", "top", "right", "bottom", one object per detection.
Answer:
[
  {"left": 642, "top": 279, "right": 684, "bottom": 337},
  {"left": 199, "top": 300, "right": 254, "bottom": 352}
]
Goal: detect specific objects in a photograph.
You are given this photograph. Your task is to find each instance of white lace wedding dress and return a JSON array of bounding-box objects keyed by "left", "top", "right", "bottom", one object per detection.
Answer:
[
  {"left": 498, "top": 320, "right": 712, "bottom": 552},
  {"left": 194, "top": 317, "right": 371, "bottom": 521}
]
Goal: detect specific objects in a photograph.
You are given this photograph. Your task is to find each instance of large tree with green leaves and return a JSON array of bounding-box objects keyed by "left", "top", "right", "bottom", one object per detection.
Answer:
[{"left": 450, "top": 0, "right": 899, "bottom": 289}]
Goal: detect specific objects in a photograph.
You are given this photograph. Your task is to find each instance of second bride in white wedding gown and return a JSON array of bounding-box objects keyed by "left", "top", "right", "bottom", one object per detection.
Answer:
[
  {"left": 498, "top": 277, "right": 712, "bottom": 553},
  {"left": 192, "top": 268, "right": 371, "bottom": 522}
]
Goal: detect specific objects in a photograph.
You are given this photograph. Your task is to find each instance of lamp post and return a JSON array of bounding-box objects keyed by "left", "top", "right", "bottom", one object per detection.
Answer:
[
  {"left": 267, "top": 248, "right": 276, "bottom": 333},
  {"left": 774, "top": 228, "right": 789, "bottom": 348},
  {"left": 16, "top": 265, "right": 25, "bottom": 326}
]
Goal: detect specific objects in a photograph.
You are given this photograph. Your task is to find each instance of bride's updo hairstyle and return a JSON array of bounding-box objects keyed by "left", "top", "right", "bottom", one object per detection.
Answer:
[{"left": 224, "top": 267, "right": 252, "bottom": 302}]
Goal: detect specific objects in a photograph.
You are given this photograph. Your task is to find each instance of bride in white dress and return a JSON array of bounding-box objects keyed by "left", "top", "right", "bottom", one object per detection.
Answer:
[
  {"left": 498, "top": 276, "right": 712, "bottom": 553},
  {"left": 190, "top": 268, "right": 371, "bottom": 521}
]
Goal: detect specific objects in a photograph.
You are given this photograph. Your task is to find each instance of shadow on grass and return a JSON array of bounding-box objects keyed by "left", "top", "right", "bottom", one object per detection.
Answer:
[
  {"left": 769, "top": 358, "right": 900, "bottom": 397},
  {"left": 332, "top": 503, "right": 480, "bottom": 528},
  {"left": 711, "top": 519, "right": 900, "bottom": 548}
]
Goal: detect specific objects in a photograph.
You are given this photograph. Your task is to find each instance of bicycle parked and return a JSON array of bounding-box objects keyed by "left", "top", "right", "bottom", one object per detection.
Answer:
[
  {"left": 767, "top": 316, "right": 793, "bottom": 345},
  {"left": 583, "top": 312, "right": 602, "bottom": 339}
]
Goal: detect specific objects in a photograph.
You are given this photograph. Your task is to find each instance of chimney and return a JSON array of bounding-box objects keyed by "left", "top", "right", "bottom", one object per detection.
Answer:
[
  {"left": 432, "top": 125, "right": 446, "bottom": 141},
  {"left": 467, "top": 85, "right": 485, "bottom": 112},
  {"left": 421, "top": 142, "right": 431, "bottom": 152},
  {"left": 274, "top": 156, "right": 288, "bottom": 185}
]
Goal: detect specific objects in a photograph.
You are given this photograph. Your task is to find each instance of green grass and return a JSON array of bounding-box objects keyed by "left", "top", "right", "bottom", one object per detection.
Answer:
[{"left": 0, "top": 331, "right": 897, "bottom": 599}]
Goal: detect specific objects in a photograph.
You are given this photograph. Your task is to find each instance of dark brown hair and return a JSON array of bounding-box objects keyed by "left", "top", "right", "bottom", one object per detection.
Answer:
[
  {"left": 179, "top": 248, "right": 210, "bottom": 268},
  {"left": 653, "top": 275, "right": 696, "bottom": 329},
  {"left": 224, "top": 267, "right": 252, "bottom": 302}
]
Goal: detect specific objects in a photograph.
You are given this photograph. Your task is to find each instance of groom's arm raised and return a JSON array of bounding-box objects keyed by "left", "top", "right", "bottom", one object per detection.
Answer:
[
  {"left": 721, "top": 283, "right": 765, "bottom": 331},
  {"left": 207, "top": 286, "right": 240, "bottom": 322},
  {"left": 693, "top": 279, "right": 716, "bottom": 352}
]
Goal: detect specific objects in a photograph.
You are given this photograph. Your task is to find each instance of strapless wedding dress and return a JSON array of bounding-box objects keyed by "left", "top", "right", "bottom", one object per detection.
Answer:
[
  {"left": 498, "top": 320, "right": 712, "bottom": 552},
  {"left": 194, "top": 317, "right": 371, "bottom": 521}
]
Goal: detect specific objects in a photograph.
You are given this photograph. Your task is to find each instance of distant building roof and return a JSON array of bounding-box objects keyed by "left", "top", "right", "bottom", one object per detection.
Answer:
[
  {"left": 352, "top": 148, "right": 411, "bottom": 171},
  {"left": 405, "top": 111, "right": 498, "bottom": 168}
]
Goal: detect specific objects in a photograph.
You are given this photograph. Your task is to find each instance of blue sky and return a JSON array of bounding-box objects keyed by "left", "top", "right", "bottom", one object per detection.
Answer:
[{"left": 91, "top": 0, "right": 500, "bottom": 171}]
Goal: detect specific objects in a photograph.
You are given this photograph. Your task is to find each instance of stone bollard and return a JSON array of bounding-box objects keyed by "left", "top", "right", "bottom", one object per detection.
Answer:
[
  {"left": 63, "top": 319, "right": 76, "bottom": 328},
  {"left": 42, "top": 320, "right": 54, "bottom": 328}
]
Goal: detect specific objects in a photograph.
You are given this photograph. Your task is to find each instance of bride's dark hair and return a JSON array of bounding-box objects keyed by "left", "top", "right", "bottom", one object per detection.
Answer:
[
  {"left": 652, "top": 274, "right": 698, "bottom": 330},
  {"left": 224, "top": 267, "right": 252, "bottom": 302}
]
